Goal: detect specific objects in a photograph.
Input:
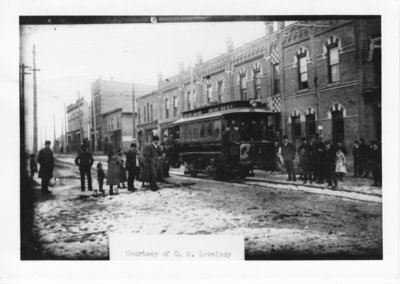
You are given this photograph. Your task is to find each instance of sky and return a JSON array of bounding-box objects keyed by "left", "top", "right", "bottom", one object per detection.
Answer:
[{"left": 20, "top": 21, "right": 268, "bottom": 150}]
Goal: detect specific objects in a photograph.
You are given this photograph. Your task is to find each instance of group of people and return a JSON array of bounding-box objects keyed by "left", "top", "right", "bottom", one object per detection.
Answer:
[{"left": 276, "top": 134, "right": 382, "bottom": 188}]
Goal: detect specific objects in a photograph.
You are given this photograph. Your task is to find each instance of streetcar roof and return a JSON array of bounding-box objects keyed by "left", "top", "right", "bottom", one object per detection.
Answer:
[{"left": 173, "top": 107, "right": 276, "bottom": 125}]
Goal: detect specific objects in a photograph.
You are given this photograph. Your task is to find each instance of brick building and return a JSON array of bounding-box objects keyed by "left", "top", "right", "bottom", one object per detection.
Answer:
[
  {"left": 135, "top": 18, "right": 381, "bottom": 171},
  {"left": 136, "top": 91, "right": 159, "bottom": 151},
  {"left": 90, "top": 77, "right": 156, "bottom": 152},
  {"left": 66, "top": 97, "right": 90, "bottom": 153}
]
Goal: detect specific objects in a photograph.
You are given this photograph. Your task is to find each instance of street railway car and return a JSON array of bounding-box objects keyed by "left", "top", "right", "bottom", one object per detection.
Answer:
[{"left": 172, "top": 100, "right": 281, "bottom": 179}]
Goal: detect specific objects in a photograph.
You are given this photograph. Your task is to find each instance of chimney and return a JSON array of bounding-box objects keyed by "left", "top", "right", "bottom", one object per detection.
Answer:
[
  {"left": 196, "top": 53, "right": 203, "bottom": 65},
  {"left": 265, "top": 22, "right": 274, "bottom": 36},
  {"left": 178, "top": 62, "right": 184, "bottom": 73},
  {"left": 157, "top": 72, "right": 162, "bottom": 83},
  {"left": 226, "top": 37, "right": 234, "bottom": 53}
]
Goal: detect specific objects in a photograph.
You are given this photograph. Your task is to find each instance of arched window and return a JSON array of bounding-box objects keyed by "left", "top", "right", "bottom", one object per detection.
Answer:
[
  {"left": 296, "top": 47, "right": 309, "bottom": 90},
  {"left": 329, "top": 103, "right": 346, "bottom": 144},
  {"left": 305, "top": 107, "right": 317, "bottom": 137},
  {"left": 217, "top": 80, "right": 223, "bottom": 102},
  {"left": 325, "top": 36, "right": 340, "bottom": 83},
  {"left": 239, "top": 69, "right": 247, "bottom": 100},
  {"left": 290, "top": 110, "right": 302, "bottom": 138}
]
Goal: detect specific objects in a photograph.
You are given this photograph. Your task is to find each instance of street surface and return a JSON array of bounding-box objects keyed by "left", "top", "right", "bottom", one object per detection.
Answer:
[{"left": 30, "top": 154, "right": 382, "bottom": 260}]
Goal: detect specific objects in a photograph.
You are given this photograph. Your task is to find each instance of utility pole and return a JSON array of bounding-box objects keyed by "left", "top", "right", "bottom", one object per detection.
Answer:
[
  {"left": 132, "top": 82, "right": 136, "bottom": 141},
  {"left": 19, "top": 63, "right": 31, "bottom": 154},
  {"left": 64, "top": 102, "right": 67, "bottom": 152},
  {"left": 31, "top": 45, "right": 41, "bottom": 156}
]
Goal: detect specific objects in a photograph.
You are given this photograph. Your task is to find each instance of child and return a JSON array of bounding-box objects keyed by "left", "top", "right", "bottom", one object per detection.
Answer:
[
  {"left": 29, "top": 154, "right": 37, "bottom": 180},
  {"left": 335, "top": 148, "right": 347, "bottom": 181},
  {"left": 97, "top": 162, "right": 105, "bottom": 197}
]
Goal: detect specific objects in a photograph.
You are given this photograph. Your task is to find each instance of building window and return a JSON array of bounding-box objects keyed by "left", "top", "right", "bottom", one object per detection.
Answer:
[
  {"left": 111, "top": 118, "right": 114, "bottom": 130},
  {"left": 273, "top": 63, "right": 280, "bottom": 95},
  {"left": 206, "top": 84, "right": 212, "bottom": 104},
  {"left": 117, "top": 117, "right": 120, "bottom": 129},
  {"left": 292, "top": 115, "right": 301, "bottom": 137},
  {"left": 240, "top": 74, "right": 247, "bottom": 100},
  {"left": 217, "top": 81, "right": 223, "bottom": 102},
  {"left": 254, "top": 70, "right": 261, "bottom": 99},
  {"left": 305, "top": 113, "right": 316, "bottom": 137},
  {"left": 138, "top": 108, "right": 141, "bottom": 124},
  {"left": 331, "top": 110, "right": 344, "bottom": 144},
  {"left": 150, "top": 104, "right": 153, "bottom": 121},
  {"left": 193, "top": 89, "right": 197, "bottom": 109},
  {"left": 165, "top": 98, "right": 169, "bottom": 119},
  {"left": 146, "top": 103, "right": 150, "bottom": 122},
  {"left": 143, "top": 106, "right": 146, "bottom": 123},
  {"left": 186, "top": 91, "right": 191, "bottom": 110},
  {"left": 298, "top": 55, "right": 308, "bottom": 90},
  {"left": 173, "top": 96, "right": 178, "bottom": 117},
  {"left": 328, "top": 45, "right": 340, "bottom": 83}
]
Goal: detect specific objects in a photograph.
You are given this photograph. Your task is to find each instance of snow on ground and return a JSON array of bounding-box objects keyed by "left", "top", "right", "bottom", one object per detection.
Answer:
[{"left": 30, "top": 155, "right": 382, "bottom": 260}]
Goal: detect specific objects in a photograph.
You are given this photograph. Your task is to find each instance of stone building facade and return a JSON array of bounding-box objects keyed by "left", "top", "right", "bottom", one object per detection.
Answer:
[
  {"left": 135, "top": 18, "right": 381, "bottom": 170},
  {"left": 136, "top": 91, "right": 159, "bottom": 151}
]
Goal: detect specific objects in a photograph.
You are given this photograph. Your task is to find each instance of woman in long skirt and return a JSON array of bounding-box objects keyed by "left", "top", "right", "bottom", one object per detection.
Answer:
[{"left": 107, "top": 151, "right": 122, "bottom": 195}]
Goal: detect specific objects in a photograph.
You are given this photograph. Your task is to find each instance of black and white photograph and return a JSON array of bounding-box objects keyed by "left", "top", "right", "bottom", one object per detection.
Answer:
[
  {"left": 1, "top": 0, "right": 399, "bottom": 282},
  {"left": 19, "top": 15, "right": 384, "bottom": 261}
]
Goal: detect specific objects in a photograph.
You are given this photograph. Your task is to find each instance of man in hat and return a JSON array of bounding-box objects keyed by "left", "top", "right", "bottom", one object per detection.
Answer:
[
  {"left": 126, "top": 143, "right": 138, "bottom": 192},
  {"left": 37, "top": 141, "right": 54, "bottom": 194},
  {"left": 75, "top": 143, "right": 94, "bottom": 192},
  {"left": 142, "top": 135, "right": 161, "bottom": 191},
  {"left": 369, "top": 141, "right": 382, "bottom": 186},
  {"left": 229, "top": 121, "right": 242, "bottom": 169},
  {"left": 281, "top": 135, "right": 296, "bottom": 181}
]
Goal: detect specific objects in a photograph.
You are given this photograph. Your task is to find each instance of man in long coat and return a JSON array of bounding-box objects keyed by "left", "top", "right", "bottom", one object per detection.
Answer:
[
  {"left": 38, "top": 140, "right": 54, "bottom": 194},
  {"left": 126, "top": 143, "right": 137, "bottom": 192},
  {"left": 75, "top": 144, "right": 94, "bottom": 192},
  {"left": 281, "top": 135, "right": 296, "bottom": 181},
  {"left": 142, "top": 136, "right": 161, "bottom": 191},
  {"left": 298, "top": 137, "right": 313, "bottom": 184}
]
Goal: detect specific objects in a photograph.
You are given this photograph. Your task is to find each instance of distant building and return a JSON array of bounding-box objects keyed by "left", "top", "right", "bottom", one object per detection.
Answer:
[
  {"left": 66, "top": 97, "right": 90, "bottom": 153},
  {"left": 136, "top": 91, "right": 159, "bottom": 151},
  {"left": 90, "top": 77, "right": 156, "bottom": 152},
  {"left": 101, "top": 108, "right": 134, "bottom": 153}
]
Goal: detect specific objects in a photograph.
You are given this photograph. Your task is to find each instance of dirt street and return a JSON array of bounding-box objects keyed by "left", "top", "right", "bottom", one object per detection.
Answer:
[{"left": 30, "top": 155, "right": 382, "bottom": 260}]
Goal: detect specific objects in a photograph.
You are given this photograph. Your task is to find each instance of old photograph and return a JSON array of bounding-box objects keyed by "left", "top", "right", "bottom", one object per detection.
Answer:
[{"left": 19, "top": 16, "right": 382, "bottom": 261}]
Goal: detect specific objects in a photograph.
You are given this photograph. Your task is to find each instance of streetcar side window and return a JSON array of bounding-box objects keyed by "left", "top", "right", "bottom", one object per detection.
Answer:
[
  {"left": 214, "top": 119, "right": 221, "bottom": 141},
  {"left": 186, "top": 123, "right": 192, "bottom": 142},
  {"left": 199, "top": 121, "right": 206, "bottom": 141},
  {"left": 206, "top": 120, "right": 213, "bottom": 141},
  {"left": 179, "top": 125, "right": 185, "bottom": 143},
  {"left": 192, "top": 122, "right": 199, "bottom": 141}
]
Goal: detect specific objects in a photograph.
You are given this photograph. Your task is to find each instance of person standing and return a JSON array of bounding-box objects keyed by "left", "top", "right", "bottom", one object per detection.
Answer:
[
  {"left": 229, "top": 122, "right": 241, "bottom": 169},
  {"left": 29, "top": 154, "right": 38, "bottom": 180},
  {"left": 325, "top": 140, "right": 338, "bottom": 189},
  {"left": 37, "top": 141, "right": 54, "bottom": 194},
  {"left": 352, "top": 140, "right": 361, "bottom": 177},
  {"left": 281, "top": 135, "right": 296, "bottom": 181},
  {"left": 142, "top": 136, "right": 161, "bottom": 191},
  {"left": 297, "top": 137, "right": 313, "bottom": 184},
  {"left": 358, "top": 138, "right": 369, "bottom": 178},
  {"left": 126, "top": 143, "right": 138, "bottom": 192},
  {"left": 96, "top": 162, "right": 105, "bottom": 197},
  {"left": 75, "top": 144, "right": 94, "bottom": 192},
  {"left": 220, "top": 123, "right": 231, "bottom": 166},
  {"left": 335, "top": 148, "right": 347, "bottom": 181},
  {"left": 106, "top": 151, "right": 122, "bottom": 195},
  {"left": 313, "top": 135, "right": 326, "bottom": 184},
  {"left": 369, "top": 141, "right": 382, "bottom": 186}
]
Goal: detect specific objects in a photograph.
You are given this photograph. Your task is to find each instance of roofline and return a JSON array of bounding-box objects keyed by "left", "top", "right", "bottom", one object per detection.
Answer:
[
  {"left": 100, "top": 107, "right": 123, "bottom": 116},
  {"left": 173, "top": 107, "right": 278, "bottom": 125}
]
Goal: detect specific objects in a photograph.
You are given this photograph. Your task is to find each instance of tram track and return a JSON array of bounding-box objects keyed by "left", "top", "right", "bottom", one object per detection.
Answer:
[{"left": 168, "top": 169, "right": 382, "bottom": 204}]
